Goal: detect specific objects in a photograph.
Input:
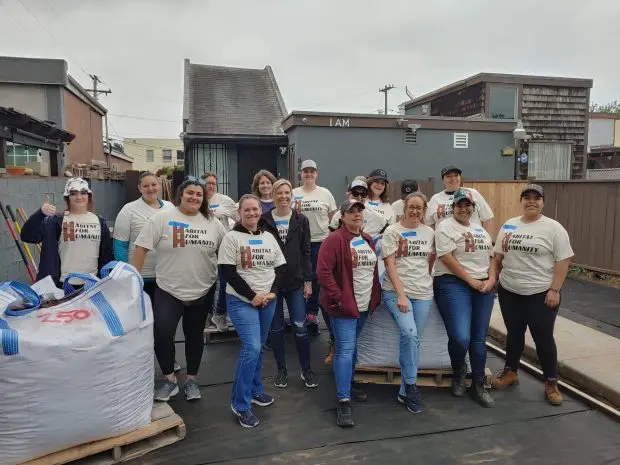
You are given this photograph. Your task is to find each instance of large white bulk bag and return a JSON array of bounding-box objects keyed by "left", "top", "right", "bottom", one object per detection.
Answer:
[{"left": 0, "top": 262, "right": 154, "bottom": 465}]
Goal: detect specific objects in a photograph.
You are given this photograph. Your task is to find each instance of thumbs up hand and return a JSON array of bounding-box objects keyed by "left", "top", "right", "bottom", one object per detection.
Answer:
[{"left": 41, "top": 195, "right": 56, "bottom": 217}]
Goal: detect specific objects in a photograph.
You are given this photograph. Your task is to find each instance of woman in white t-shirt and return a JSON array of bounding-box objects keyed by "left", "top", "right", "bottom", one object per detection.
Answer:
[
  {"left": 202, "top": 171, "right": 238, "bottom": 331},
  {"left": 426, "top": 165, "right": 494, "bottom": 230},
  {"left": 365, "top": 168, "right": 396, "bottom": 224},
  {"left": 433, "top": 188, "right": 497, "bottom": 408},
  {"left": 292, "top": 159, "right": 337, "bottom": 332},
  {"left": 252, "top": 169, "right": 276, "bottom": 213},
  {"left": 132, "top": 177, "right": 226, "bottom": 403},
  {"left": 382, "top": 192, "right": 435, "bottom": 414},
  {"left": 218, "top": 194, "right": 287, "bottom": 429},
  {"left": 113, "top": 171, "right": 173, "bottom": 302},
  {"left": 20, "top": 177, "right": 113, "bottom": 287},
  {"left": 491, "top": 184, "right": 574, "bottom": 406}
]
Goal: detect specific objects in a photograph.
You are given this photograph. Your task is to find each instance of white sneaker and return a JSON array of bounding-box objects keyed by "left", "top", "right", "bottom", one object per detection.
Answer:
[{"left": 212, "top": 314, "right": 228, "bottom": 332}]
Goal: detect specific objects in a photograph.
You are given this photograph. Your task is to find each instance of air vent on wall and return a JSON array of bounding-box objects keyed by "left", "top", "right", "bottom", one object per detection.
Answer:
[
  {"left": 453, "top": 133, "right": 469, "bottom": 149},
  {"left": 404, "top": 128, "right": 417, "bottom": 144}
]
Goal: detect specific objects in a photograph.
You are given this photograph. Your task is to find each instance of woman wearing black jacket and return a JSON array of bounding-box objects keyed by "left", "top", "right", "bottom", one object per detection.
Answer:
[{"left": 260, "top": 179, "right": 318, "bottom": 389}]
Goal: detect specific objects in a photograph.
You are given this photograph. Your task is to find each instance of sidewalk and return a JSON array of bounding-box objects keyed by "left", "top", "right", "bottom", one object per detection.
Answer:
[{"left": 488, "top": 300, "right": 620, "bottom": 408}]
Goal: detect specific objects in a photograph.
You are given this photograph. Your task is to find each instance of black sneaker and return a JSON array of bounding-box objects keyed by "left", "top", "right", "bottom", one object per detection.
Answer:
[
  {"left": 301, "top": 369, "right": 319, "bottom": 388},
  {"left": 404, "top": 384, "right": 423, "bottom": 414},
  {"left": 252, "top": 393, "right": 275, "bottom": 407},
  {"left": 336, "top": 401, "right": 354, "bottom": 427},
  {"left": 350, "top": 386, "right": 367, "bottom": 402},
  {"left": 274, "top": 368, "right": 288, "bottom": 388}
]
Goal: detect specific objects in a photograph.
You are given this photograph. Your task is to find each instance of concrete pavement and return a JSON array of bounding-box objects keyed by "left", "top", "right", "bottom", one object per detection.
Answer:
[{"left": 488, "top": 300, "right": 620, "bottom": 408}]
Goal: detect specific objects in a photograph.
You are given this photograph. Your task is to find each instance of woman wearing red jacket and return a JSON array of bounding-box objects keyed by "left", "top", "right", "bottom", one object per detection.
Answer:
[{"left": 317, "top": 200, "right": 381, "bottom": 428}]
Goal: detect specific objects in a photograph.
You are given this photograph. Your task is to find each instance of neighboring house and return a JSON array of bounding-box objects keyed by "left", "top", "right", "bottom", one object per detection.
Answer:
[
  {"left": 283, "top": 111, "right": 518, "bottom": 197},
  {"left": 402, "top": 73, "right": 593, "bottom": 179},
  {"left": 104, "top": 139, "right": 134, "bottom": 172},
  {"left": 182, "top": 59, "right": 288, "bottom": 199},
  {"left": 123, "top": 138, "right": 184, "bottom": 172},
  {"left": 0, "top": 56, "right": 107, "bottom": 174},
  {"left": 588, "top": 112, "right": 616, "bottom": 150},
  {"left": 587, "top": 113, "right": 620, "bottom": 173}
]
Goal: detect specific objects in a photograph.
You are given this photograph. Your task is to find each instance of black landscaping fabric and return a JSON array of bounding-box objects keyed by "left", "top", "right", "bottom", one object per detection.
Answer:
[{"left": 144, "top": 329, "right": 620, "bottom": 465}]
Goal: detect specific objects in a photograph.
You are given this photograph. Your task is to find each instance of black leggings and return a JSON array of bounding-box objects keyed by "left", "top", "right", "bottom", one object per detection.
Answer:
[
  {"left": 497, "top": 284, "right": 559, "bottom": 379},
  {"left": 154, "top": 285, "right": 215, "bottom": 377}
]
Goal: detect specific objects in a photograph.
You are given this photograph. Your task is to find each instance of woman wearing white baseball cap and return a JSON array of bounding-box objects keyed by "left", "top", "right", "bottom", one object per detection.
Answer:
[
  {"left": 20, "top": 177, "right": 113, "bottom": 287},
  {"left": 292, "top": 159, "right": 338, "bottom": 333}
]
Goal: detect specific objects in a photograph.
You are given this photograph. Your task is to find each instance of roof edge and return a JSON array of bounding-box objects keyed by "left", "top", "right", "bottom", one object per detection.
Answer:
[
  {"left": 183, "top": 58, "right": 191, "bottom": 122},
  {"left": 403, "top": 72, "right": 594, "bottom": 109},
  {"left": 66, "top": 75, "right": 107, "bottom": 115},
  {"left": 264, "top": 65, "right": 288, "bottom": 117}
]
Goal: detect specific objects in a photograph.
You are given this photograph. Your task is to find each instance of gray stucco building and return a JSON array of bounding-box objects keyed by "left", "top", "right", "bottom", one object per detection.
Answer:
[{"left": 283, "top": 112, "right": 518, "bottom": 198}]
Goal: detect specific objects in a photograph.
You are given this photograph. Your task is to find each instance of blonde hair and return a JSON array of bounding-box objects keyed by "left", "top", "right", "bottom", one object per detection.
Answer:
[
  {"left": 238, "top": 193, "right": 261, "bottom": 210},
  {"left": 403, "top": 192, "right": 428, "bottom": 223},
  {"left": 251, "top": 170, "right": 276, "bottom": 198},
  {"left": 271, "top": 178, "right": 293, "bottom": 199}
]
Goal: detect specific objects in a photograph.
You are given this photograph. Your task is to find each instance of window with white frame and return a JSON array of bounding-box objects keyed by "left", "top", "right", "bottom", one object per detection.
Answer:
[
  {"left": 162, "top": 149, "right": 172, "bottom": 161},
  {"left": 146, "top": 149, "right": 154, "bottom": 162},
  {"left": 453, "top": 133, "right": 469, "bottom": 149}
]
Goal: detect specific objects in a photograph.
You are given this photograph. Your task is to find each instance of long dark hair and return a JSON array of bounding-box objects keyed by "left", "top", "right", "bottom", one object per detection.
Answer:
[
  {"left": 175, "top": 180, "right": 213, "bottom": 219},
  {"left": 368, "top": 177, "right": 390, "bottom": 203}
]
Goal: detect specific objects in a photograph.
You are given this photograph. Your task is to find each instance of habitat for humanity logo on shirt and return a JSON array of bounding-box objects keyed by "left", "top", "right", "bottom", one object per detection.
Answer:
[
  {"left": 168, "top": 220, "right": 217, "bottom": 248},
  {"left": 396, "top": 231, "right": 430, "bottom": 258},
  {"left": 62, "top": 218, "right": 100, "bottom": 242},
  {"left": 462, "top": 228, "right": 492, "bottom": 253},
  {"left": 351, "top": 238, "right": 375, "bottom": 268},
  {"left": 240, "top": 239, "right": 276, "bottom": 268},
  {"left": 293, "top": 196, "right": 324, "bottom": 213},
  {"left": 500, "top": 224, "right": 540, "bottom": 254}
]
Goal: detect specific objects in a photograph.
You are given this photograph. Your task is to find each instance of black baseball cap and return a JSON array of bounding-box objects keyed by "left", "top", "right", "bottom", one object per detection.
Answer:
[
  {"left": 368, "top": 168, "right": 388, "bottom": 182},
  {"left": 401, "top": 180, "right": 418, "bottom": 196},
  {"left": 340, "top": 200, "right": 365, "bottom": 215},
  {"left": 521, "top": 183, "right": 544, "bottom": 198},
  {"left": 441, "top": 165, "right": 462, "bottom": 178}
]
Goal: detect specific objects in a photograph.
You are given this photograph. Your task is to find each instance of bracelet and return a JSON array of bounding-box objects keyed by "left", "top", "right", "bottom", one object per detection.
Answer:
[{"left": 550, "top": 288, "right": 561, "bottom": 293}]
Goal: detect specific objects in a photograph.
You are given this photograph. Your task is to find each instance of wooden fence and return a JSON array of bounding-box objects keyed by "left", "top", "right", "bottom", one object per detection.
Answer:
[{"left": 461, "top": 179, "right": 620, "bottom": 274}]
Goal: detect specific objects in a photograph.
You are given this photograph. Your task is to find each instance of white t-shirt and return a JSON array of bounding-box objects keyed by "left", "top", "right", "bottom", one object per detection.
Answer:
[
  {"left": 495, "top": 216, "right": 574, "bottom": 295},
  {"left": 330, "top": 206, "right": 387, "bottom": 238},
  {"left": 218, "top": 230, "right": 287, "bottom": 303},
  {"left": 135, "top": 208, "right": 226, "bottom": 301},
  {"left": 209, "top": 193, "right": 237, "bottom": 231},
  {"left": 113, "top": 198, "right": 174, "bottom": 278},
  {"left": 392, "top": 199, "right": 404, "bottom": 222},
  {"left": 351, "top": 236, "right": 377, "bottom": 312},
  {"left": 58, "top": 212, "right": 101, "bottom": 282},
  {"left": 366, "top": 200, "right": 396, "bottom": 224},
  {"left": 426, "top": 188, "right": 494, "bottom": 227},
  {"left": 292, "top": 186, "right": 337, "bottom": 242},
  {"left": 382, "top": 223, "right": 435, "bottom": 299},
  {"left": 434, "top": 217, "right": 494, "bottom": 280},
  {"left": 272, "top": 211, "right": 292, "bottom": 244}
]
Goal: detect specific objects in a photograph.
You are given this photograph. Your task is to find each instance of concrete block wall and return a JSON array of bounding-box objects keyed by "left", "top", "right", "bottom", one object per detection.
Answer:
[{"left": 0, "top": 177, "right": 126, "bottom": 283}]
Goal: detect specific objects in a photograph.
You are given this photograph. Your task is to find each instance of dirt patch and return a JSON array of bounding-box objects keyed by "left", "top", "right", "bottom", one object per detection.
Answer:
[{"left": 568, "top": 266, "right": 620, "bottom": 289}]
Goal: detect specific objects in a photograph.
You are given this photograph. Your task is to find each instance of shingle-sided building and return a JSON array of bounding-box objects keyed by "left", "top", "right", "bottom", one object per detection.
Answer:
[{"left": 182, "top": 59, "right": 288, "bottom": 199}]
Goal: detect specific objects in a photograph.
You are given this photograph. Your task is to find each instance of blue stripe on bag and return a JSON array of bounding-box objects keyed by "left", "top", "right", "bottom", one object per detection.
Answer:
[
  {"left": 102, "top": 261, "right": 147, "bottom": 322},
  {"left": 91, "top": 291, "right": 125, "bottom": 337},
  {"left": 1, "top": 328, "right": 19, "bottom": 355},
  {"left": 2, "top": 281, "right": 41, "bottom": 316}
]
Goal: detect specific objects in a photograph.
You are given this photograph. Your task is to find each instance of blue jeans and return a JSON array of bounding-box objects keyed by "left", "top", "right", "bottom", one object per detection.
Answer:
[
  {"left": 227, "top": 294, "right": 277, "bottom": 412},
  {"left": 330, "top": 312, "right": 369, "bottom": 400},
  {"left": 382, "top": 290, "right": 433, "bottom": 396},
  {"left": 270, "top": 287, "right": 311, "bottom": 371},
  {"left": 306, "top": 242, "right": 322, "bottom": 316},
  {"left": 433, "top": 275, "right": 495, "bottom": 378},
  {"left": 215, "top": 267, "right": 227, "bottom": 315}
]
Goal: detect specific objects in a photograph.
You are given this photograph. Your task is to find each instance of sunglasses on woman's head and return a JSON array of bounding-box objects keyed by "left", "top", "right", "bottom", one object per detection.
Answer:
[{"left": 184, "top": 176, "right": 206, "bottom": 186}]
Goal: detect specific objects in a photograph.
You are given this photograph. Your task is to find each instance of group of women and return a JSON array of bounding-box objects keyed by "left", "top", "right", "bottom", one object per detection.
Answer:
[{"left": 18, "top": 161, "right": 573, "bottom": 429}]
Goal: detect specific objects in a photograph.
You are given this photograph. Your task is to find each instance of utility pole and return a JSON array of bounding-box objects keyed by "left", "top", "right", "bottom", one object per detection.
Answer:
[
  {"left": 85, "top": 75, "right": 112, "bottom": 169},
  {"left": 379, "top": 84, "right": 395, "bottom": 115}
]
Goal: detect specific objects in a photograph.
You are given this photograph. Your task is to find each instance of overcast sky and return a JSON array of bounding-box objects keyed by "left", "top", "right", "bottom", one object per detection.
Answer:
[{"left": 0, "top": 0, "right": 617, "bottom": 139}]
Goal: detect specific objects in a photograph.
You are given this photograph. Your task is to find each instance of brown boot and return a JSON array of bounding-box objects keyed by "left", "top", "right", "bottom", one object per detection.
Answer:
[
  {"left": 545, "top": 379, "right": 563, "bottom": 406},
  {"left": 324, "top": 339, "right": 335, "bottom": 365},
  {"left": 491, "top": 368, "right": 519, "bottom": 390}
]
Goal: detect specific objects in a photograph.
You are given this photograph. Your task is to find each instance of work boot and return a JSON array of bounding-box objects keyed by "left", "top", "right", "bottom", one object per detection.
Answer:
[
  {"left": 336, "top": 400, "right": 354, "bottom": 427},
  {"left": 491, "top": 367, "right": 519, "bottom": 390},
  {"left": 324, "top": 338, "right": 335, "bottom": 365},
  {"left": 544, "top": 379, "right": 563, "bottom": 406},
  {"left": 469, "top": 376, "right": 496, "bottom": 408},
  {"left": 451, "top": 367, "right": 467, "bottom": 398}
]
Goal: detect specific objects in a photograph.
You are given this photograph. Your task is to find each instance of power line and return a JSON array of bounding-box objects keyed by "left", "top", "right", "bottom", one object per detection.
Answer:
[{"left": 108, "top": 113, "right": 179, "bottom": 123}]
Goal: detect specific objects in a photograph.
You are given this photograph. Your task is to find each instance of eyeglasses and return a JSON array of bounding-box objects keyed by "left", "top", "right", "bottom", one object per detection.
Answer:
[
  {"left": 69, "top": 189, "right": 90, "bottom": 196},
  {"left": 184, "top": 176, "right": 206, "bottom": 186},
  {"left": 351, "top": 190, "right": 368, "bottom": 198},
  {"left": 406, "top": 206, "right": 425, "bottom": 212}
]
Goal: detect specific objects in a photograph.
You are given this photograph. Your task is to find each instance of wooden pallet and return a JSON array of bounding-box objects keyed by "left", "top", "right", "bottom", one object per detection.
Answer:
[
  {"left": 354, "top": 365, "right": 493, "bottom": 388},
  {"left": 204, "top": 325, "right": 239, "bottom": 344},
  {"left": 23, "top": 403, "right": 185, "bottom": 465}
]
